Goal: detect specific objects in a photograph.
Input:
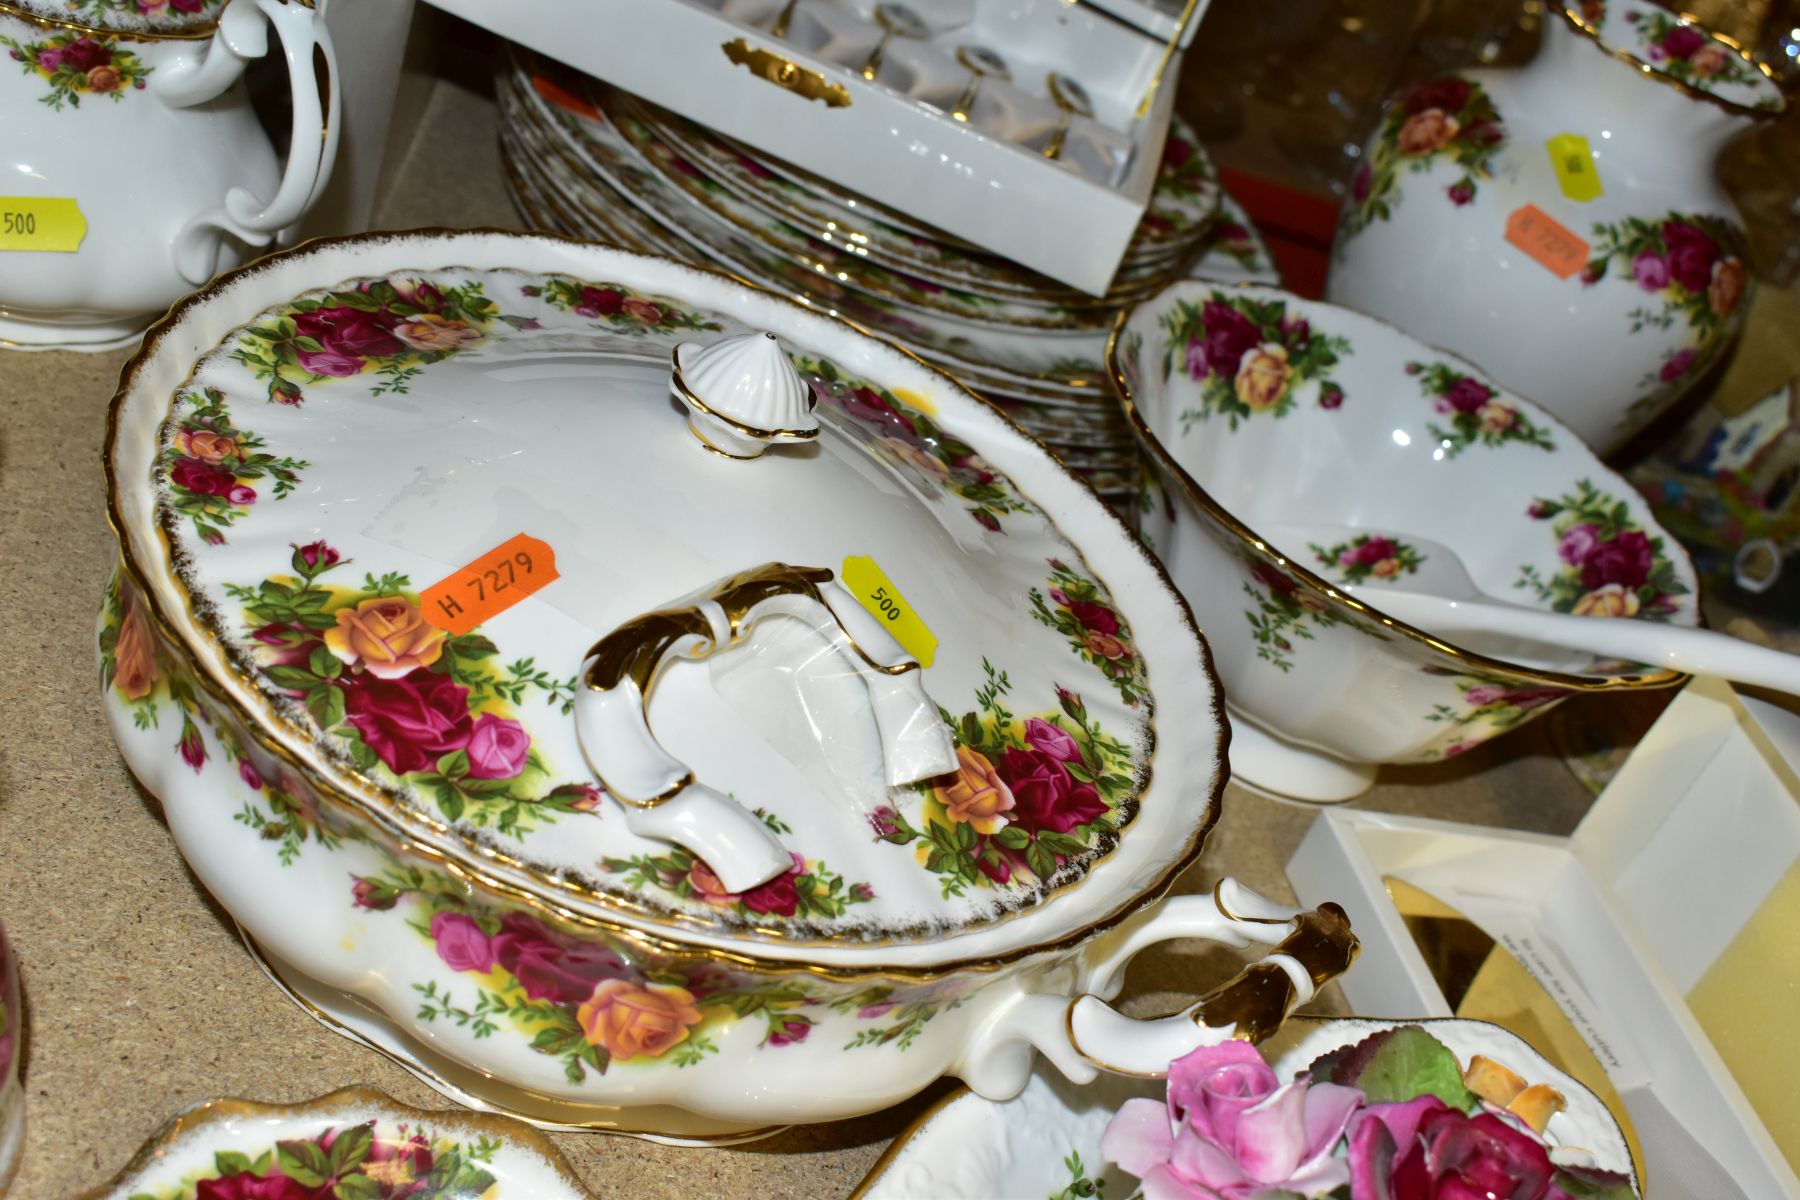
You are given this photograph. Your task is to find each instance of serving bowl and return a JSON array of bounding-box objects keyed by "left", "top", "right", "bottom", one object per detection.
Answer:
[
  {"left": 100, "top": 230, "right": 1357, "bottom": 1139},
  {"left": 1111, "top": 282, "right": 1700, "bottom": 802}
]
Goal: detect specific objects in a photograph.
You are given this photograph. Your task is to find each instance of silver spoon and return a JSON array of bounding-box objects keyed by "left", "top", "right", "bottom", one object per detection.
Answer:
[
  {"left": 951, "top": 44, "right": 1010, "bottom": 122},
  {"left": 1262, "top": 521, "right": 1800, "bottom": 695},
  {"left": 861, "top": 2, "right": 928, "bottom": 81},
  {"left": 1044, "top": 72, "right": 1094, "bottom": 160}
]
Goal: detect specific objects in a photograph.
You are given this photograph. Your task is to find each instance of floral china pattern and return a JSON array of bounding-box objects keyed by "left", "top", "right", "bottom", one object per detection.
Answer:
[
  {"left": 600, "top": 810, "right": 878, "bottom": 925},
  {"left": 1239, "top": 559, "right": 1347, "bottom": 673},
  {"left": 160, "top": 386, "right": 308, "bottom": 546},
  {"left": 871, "top": 666, "right": 1136, "bottom": 899},
  {"left": 1029, "top": 559, "right": 1149, "bottom": 708},
  {"left": 355, "top": 870, "right": 960, "bottom": 1082},
  {"left": 125, "top": 1120, "right": 502, "bottom": 1200},
  {"left": 520, "top": 275, "right": 723, "bottom": 336},
  {"left": 1515, "top": 480, "right": 1689, "bottom": 620},
  {"left": 1422, "top": 670, "right": 1573, "bottom": 760},
  {"left": 1570, "top": 1, "right": 1782, "bottom": 109},
  {"left": 1580, "top": 212, "right": 1749, "bottom": 421},
  {"left": 1309, "top": 534, "right": 1425, "bottom": 586},
  {"left": 229, "top": 277, "right": 532, "bottom": 404},
  {"left": 1409, "top": 361, "right": 1555, "bottom": 457},
  {"left": 1344, "top": 77, "right": 1506, "bottom": 235},
  {"left": 1163, "top": 292, "right": 1350, "bottom": 429},
  {"left": 1141, "top": 129, "right": 1220, "bottom": 240},
  {"left": 224, "top": 549, "right": 596, "bottom": 837},
  {"left": 795, "top": 352, "right": 1034, "bottom": 532},
  {"left": 2, "top": 31, "right": 152, "bottom": 110},
  {"left": 101, "top": 569, "right": 343, "bottom": 864},
  {"left": 1049, "top": 1151, "right": 1106, "bottom": 1200},
  {"left": 22, "top": 0, "right": 224, "bottom": 35}
]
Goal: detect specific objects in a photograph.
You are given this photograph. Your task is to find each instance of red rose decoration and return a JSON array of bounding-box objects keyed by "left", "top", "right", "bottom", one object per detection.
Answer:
[
  {"left": 291, "top": 304, "right": 404, "bottom": 377},
  {"left": 742, "top": 852, "right": 807, "bottom": 917},
  {"left": 1196, "top": 301, "right": 1261, "bottom": 379},
  {"left": 1660, "top": 24, "right": 1706, "bottom": 59},
  {"left": 998, "top": 746, "right": 1107, "bottom": 834},
  {"left": 60, "top": 37, "right": 111, "bottom": 73},
  {"left": 1579, "top": 530, "right": 1655, "bottom": 591},
  {"left": 1660, "top": 220, "right": 1722, "bottom": 294},
  {"left": 1067, "top": 599, "right": 1119, "bottom": 635},
  {"left": 1391, "top": 1106, "right": 1558, "bottom": 1199},
  {"left": 1401, "top": 77, "right": 1471, "bottom": 116},
  {"left": 490, "top": 911, "right": 630, "bottom": 1004},
  {"left": 338, "top": 669, "right": 472, "bottom": 776},
  {"left": 1443, "top": 376, "right": 1493, "bottom": 413},
  {"left": 1349, "top": 537, "right": 1396, "bottom": 566},
  {"left": 575, "top": 286, "right": 623, "bottom": 317},
  {"left": 1250, "top": 561, "right": 1299, "bottom": 596},
  {"left": 171, "top": 457, "right": 239, "bottom": 498},
  {"left": 195, "top": 1172, "right": 321, "bottom": 1200}
]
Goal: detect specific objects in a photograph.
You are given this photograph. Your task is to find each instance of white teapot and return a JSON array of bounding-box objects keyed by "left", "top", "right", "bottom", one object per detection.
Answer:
[{"left": 0, "top": 0, "right": 337, "bottom": 350}]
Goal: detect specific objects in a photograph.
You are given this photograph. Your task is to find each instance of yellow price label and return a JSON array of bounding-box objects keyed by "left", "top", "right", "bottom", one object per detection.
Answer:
[
  {"left": 840, "top": 555, "right": 937, "bottom": 668},
  {"left": 1545, "top": 134, "right": 1602, "bottom": 203},
  {"left": 0, "top": 197, "right": 87, "bottom": 252}
]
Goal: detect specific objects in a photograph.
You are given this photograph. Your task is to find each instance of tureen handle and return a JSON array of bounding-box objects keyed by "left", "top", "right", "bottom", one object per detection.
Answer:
[
  {"left": 574, "top": 563, "right": 956, "bottom": 894},
  {"left": 957, "top": 881, "right": 1359, "bottom": 1097},
  {"left": 167, "top": 0, "right": 341, "bottom": 285}
]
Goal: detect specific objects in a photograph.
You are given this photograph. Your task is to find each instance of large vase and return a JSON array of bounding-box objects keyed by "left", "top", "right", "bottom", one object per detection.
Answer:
[{"left": 1326, "top": 0, "right": 1784, "bottom": 454}]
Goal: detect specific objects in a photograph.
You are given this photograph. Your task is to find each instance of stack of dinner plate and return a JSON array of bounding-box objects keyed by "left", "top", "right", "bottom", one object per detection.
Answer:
[{"left": 496, "top": 49, "right": 1278, "bottom": 501}]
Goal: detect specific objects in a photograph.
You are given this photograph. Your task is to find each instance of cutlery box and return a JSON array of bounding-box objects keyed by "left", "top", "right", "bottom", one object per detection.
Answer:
[
  {"left": 1287, "top": 677, "right": 1800, "bottom": 1200},
  {"left": 414, "top": 0, "right": 1209, "bottom": 293}
]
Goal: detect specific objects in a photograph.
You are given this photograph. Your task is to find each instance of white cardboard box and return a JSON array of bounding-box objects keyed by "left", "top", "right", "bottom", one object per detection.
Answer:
[
  {"left": 1288, "top": 678, "right": 1800, "bottom": 1200},
  {"left": 416, "top": 0, "right": 1205, "bottom": 293}
]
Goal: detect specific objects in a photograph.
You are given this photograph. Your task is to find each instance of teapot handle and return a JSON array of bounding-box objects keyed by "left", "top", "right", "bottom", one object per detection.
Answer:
[
  {"left": 574, "top": 563, "right": 957, "bottom": 893},
  {"left": 958, "top": 881, "right": 1359, "bottom": 1098},
  {"left": 172, "top": 0, "right": 340, "bottom": 285}
]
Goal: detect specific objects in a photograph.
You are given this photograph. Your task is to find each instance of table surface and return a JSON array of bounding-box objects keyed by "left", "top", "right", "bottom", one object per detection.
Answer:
[{"left": 0, "top": 55, "right": 1736, "bottom": 1200}]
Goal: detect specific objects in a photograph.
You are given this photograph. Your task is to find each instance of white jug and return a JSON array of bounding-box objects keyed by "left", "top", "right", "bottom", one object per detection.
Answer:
[{"left": 0, "top": 0, "right": 338, "bottom": 349}]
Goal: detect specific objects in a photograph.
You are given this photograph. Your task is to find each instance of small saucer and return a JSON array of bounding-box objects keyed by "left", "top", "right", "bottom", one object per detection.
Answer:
[{"left": 85, "top": 1084, "right": 590, "bottom": 1199}]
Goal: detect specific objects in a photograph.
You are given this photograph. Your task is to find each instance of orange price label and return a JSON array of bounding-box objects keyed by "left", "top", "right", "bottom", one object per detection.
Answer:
[
  {"left": 1504, "top": 204, "right": 1590, "bottom": 280},
  {"left": 421, "top": 534, "right": 559, "bottom": 636}
]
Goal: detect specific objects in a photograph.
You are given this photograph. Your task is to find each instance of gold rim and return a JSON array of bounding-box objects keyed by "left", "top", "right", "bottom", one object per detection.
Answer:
[
  {"left": 0, "top": 0, "right": 218, "bottom": 39},
  {"left": 1559, "top": 3, "right": 1788, "bottom": 122},
  {"left": 1104, "top": 292, "right": 1697, "bottom": 693},
  {"left": 103, "top": 225, "right": 1230, "bottom": 984},
  {"left": 78, "top": 1084, "right": 595, "bottom": 1199}
]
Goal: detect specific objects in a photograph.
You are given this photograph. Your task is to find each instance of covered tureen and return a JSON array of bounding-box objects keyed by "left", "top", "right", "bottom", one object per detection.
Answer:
[{"left": 100, "top": 231, "right": 1355, "bottom": 1139}]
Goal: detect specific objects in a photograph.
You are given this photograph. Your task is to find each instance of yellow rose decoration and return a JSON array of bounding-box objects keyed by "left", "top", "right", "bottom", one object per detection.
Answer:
[
  {"left": 1234, "top": 345, "right": 1293, "bottom": 411},
  {"left": 1397, "top": 108, "right": 1460, "bottom": 155},
  {"left": 113, "top": 599, "right": 159, "bottom": 701},
  {"left": 323, "top": 596, "right": 447, "bottom": 679},
  {"left": 394, "top": 313, "right": 483, "bottom": 353},
  {"left": 577, "top": 979, "right": 705, "bottom": 1061},
  {"left": 1571, "top": 583, "right": 1640, "bottom": 618},
  {"left": 933, "top": 745, "right": 1014, "bottom": 834}
]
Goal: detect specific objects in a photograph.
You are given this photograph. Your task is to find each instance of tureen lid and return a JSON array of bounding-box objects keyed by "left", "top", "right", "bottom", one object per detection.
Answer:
[
  {"left": 1, "top": 0, "right": 227, "bottom": 38},
  {"left": 113, "top": 233, "right": 1210, "bottom": 956}
]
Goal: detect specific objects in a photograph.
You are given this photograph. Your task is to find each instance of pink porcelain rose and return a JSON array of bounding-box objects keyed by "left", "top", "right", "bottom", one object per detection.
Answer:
[{"left": 1102, "top": 1040, "right": 1362, "bottom": 1199}]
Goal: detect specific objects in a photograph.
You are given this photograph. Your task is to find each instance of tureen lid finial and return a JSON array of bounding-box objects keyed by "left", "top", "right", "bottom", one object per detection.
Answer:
[{"left": 671, "top": 332, "right": 819, "bottom": 459}]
